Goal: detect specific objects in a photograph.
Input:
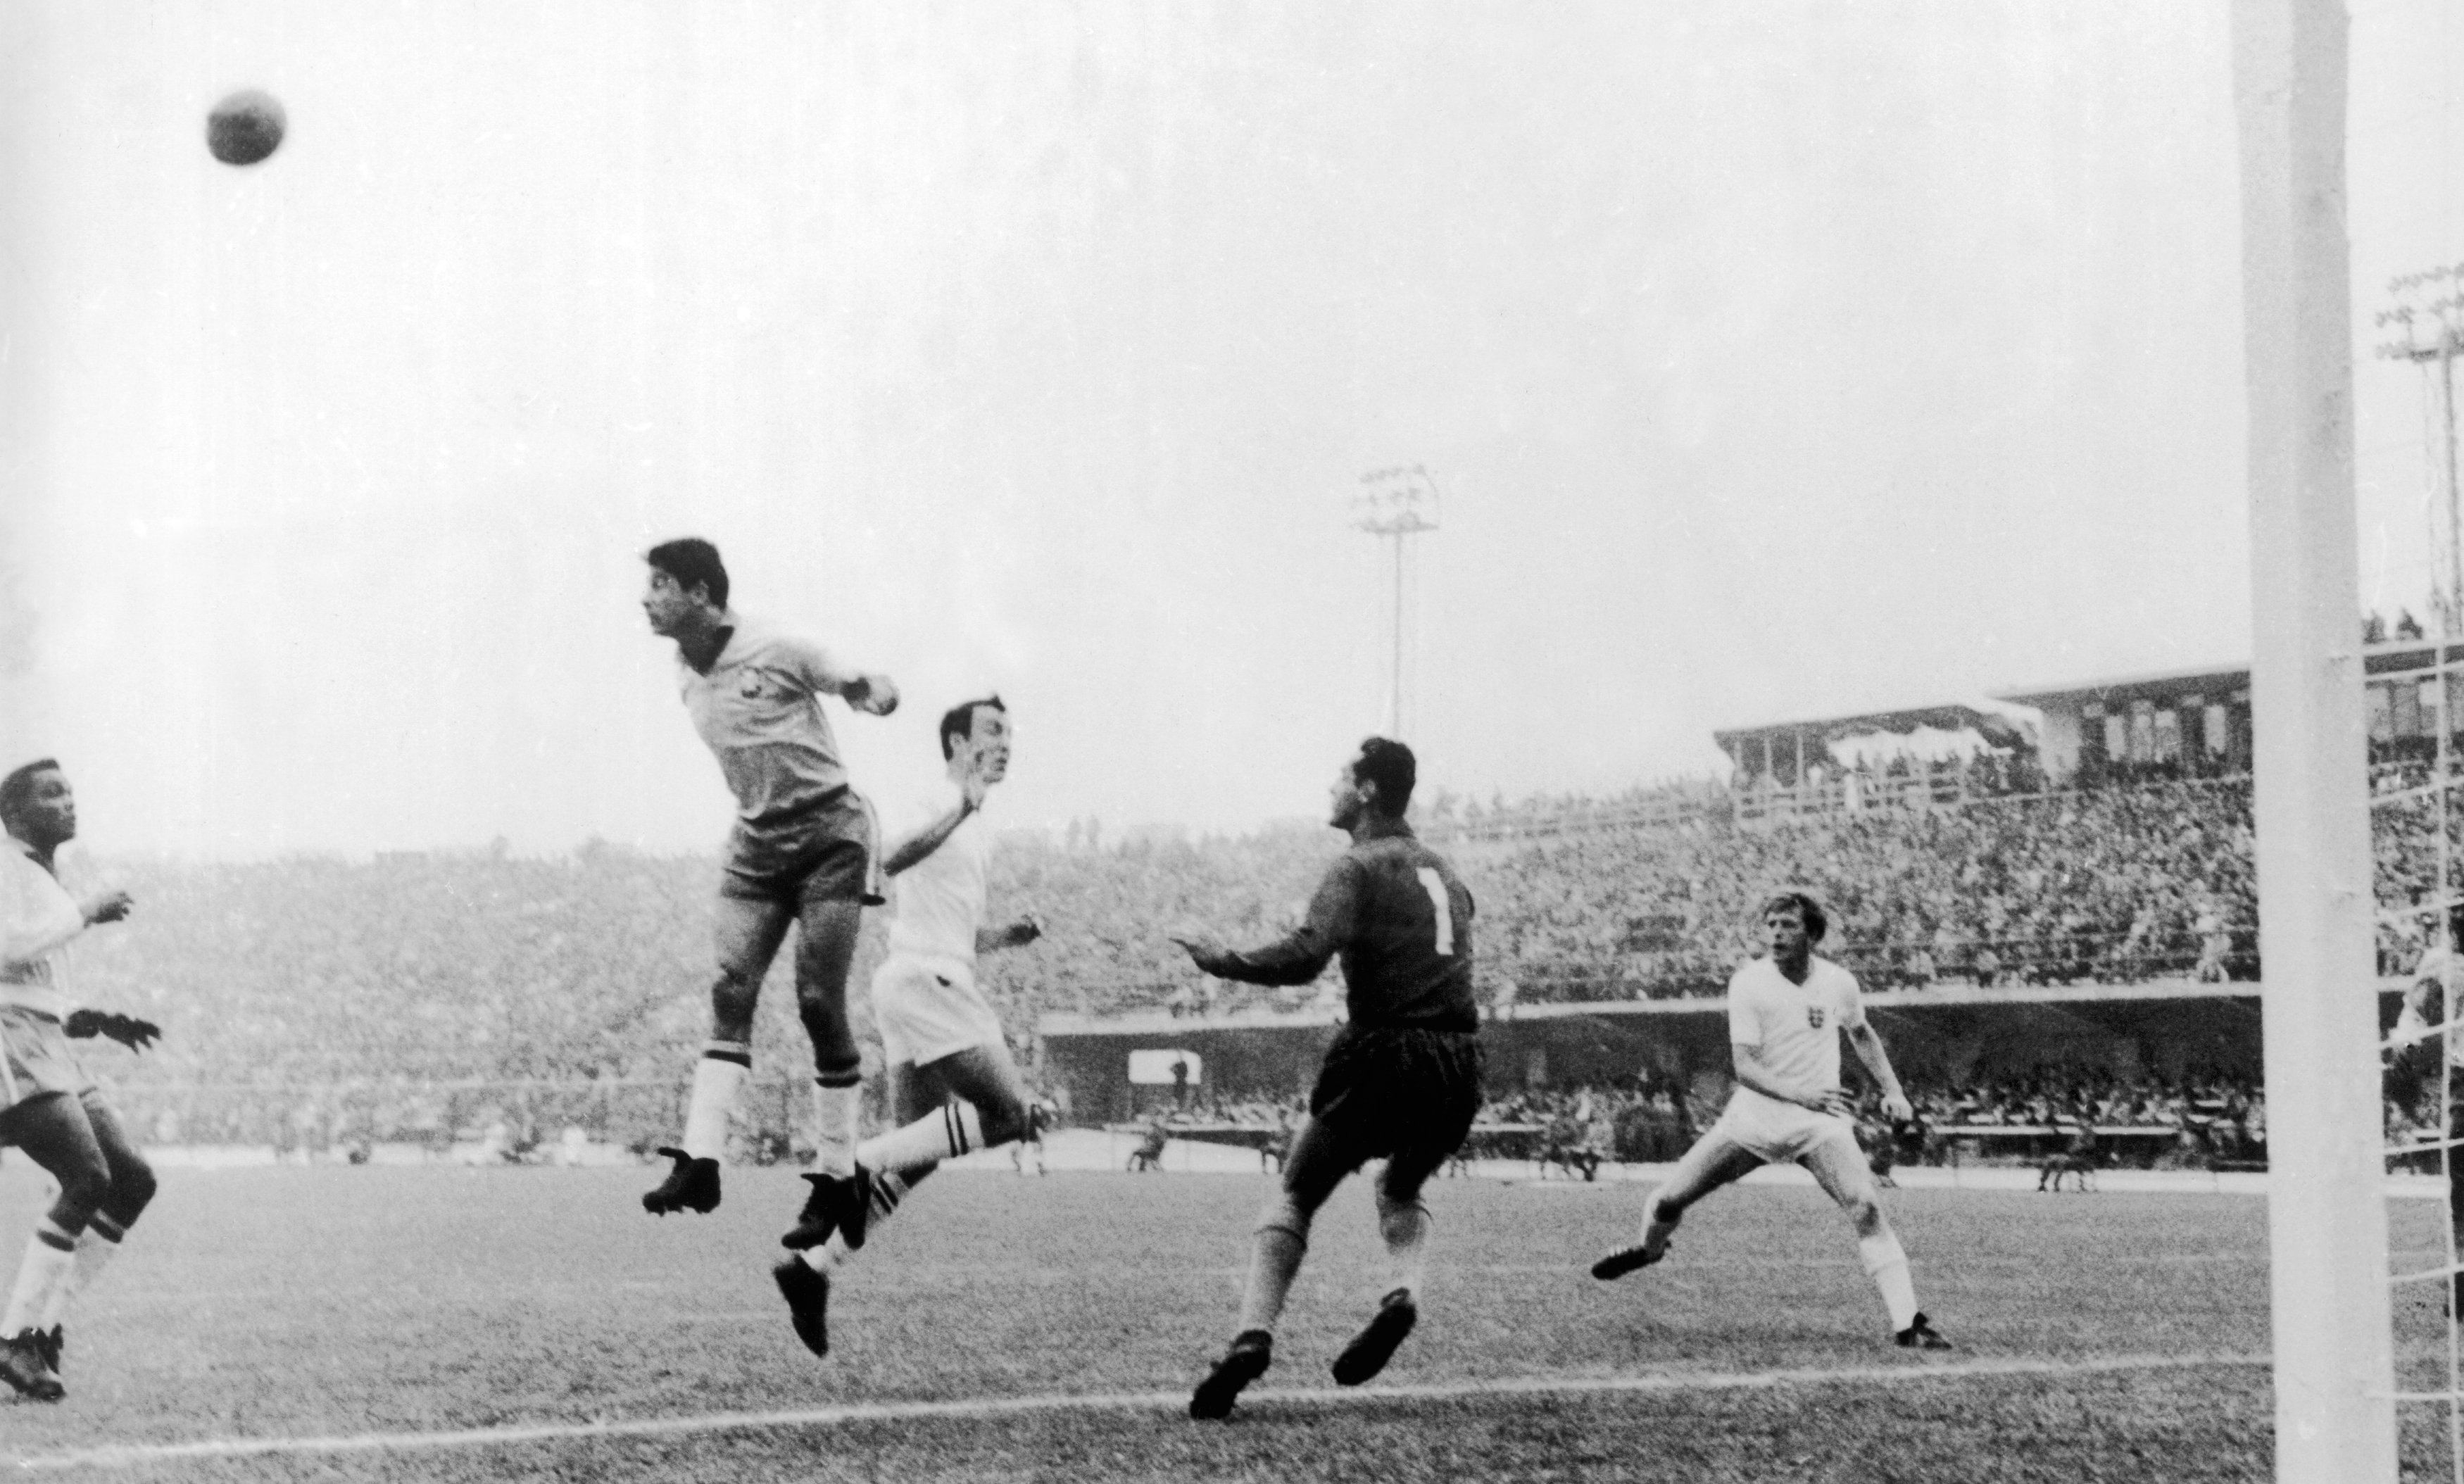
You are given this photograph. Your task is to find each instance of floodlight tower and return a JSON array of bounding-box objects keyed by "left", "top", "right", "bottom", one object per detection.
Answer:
[
  {"left": 2375, "top": 270, "right": 2464, "bottom": 638},
  {"left": 1354, "top": 465, "right": 1441, "bottom": 738}
]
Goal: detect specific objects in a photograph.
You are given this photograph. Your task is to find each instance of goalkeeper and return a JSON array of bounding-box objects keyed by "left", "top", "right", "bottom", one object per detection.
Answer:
[{"left": 0, "top": 759, "right": 163, "bottom": 1403}]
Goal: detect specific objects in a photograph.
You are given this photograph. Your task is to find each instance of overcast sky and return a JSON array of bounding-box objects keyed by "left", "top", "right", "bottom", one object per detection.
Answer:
[{"left": 1, "top": 1, "right": 2458, "bottom": 857}]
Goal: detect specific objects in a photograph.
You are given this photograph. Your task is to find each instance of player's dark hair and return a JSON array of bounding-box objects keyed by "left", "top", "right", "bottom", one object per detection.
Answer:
[
  {"left": 939, "top": 695, "right": 1007, "bottom": 760},
  {"left": 1351, "top": 737, "right": 1416, "bottom": 819},
  {"left": 0, "top": 758, "right": 61, "bottom": 826},
  {"left": 646, "top": 538, "right": 729, "bottom": 610},
  {"left": 1761, "top": 890, "right": 1829, "bottom": 943}
]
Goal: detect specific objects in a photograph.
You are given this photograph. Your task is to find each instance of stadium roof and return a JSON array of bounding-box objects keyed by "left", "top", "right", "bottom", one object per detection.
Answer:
[
  {"left": 1993, "top": 662, "right": 2249, "bottom": 709},
  {"left": 1980, "top": 641, "right": 2461, "bottom": 710},
  {"left": 1711, "top": 700, "right": 2035, "bottom": 762}
]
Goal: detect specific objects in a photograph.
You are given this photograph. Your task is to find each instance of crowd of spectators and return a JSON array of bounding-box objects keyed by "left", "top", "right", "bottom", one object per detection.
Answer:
[
  {"left": 1892, "top": 1067, "right": 2268, "bottom": 1164},
  {"left": 1459, "top": 1069, "right": 2273, "bottom": 1169},
  {"left": 56, "top": 754, "right": 2464, "bottom": 1151},
  {"left": 1473, "top": 779, "right": 2259, "bottom": 1001}
]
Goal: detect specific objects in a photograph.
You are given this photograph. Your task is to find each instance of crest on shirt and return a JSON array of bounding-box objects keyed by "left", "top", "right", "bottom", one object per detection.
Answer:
[
  {"left": 737, "top": 673, "right": 767, "bottom": 700},
  {"left": 1806, "top": 1006, "right": 1827, "bottom": 1030}
]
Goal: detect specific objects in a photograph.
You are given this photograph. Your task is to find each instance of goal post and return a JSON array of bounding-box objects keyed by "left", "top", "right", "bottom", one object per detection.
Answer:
[{"left": 2231, "top": 1, "right": 2399, "bottom": 1480}]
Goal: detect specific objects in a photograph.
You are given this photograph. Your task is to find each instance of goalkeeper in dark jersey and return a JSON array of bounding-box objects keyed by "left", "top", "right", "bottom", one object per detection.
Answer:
[{"left": 1171, "top": 738, "right": 1484, "bottom": 1420}]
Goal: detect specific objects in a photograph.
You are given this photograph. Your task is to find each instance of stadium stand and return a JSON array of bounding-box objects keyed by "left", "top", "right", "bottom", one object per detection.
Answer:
[{"left": 47, "top": 642, "right": 2464, "bottom": 1163}]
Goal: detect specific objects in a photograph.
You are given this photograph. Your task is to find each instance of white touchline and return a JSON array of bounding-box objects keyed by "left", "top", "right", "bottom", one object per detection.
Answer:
[{"left": 11, "top": 1352, "right": 2269, "bottom": 1472}]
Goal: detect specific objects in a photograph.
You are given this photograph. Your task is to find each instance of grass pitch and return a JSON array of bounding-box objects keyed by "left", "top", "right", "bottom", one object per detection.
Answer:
[{"left": 0, "top": 1160, "right": 2454, "bottom": 1480}]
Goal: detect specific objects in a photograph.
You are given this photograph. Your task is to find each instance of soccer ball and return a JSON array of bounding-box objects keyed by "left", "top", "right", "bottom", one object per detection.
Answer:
[{"left": 207, "top": 91, "right": 285, "bottom": 167}]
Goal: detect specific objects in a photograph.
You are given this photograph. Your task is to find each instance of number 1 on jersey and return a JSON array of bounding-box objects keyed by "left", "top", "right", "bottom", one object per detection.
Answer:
[{"left": 1416, "top": 867, "right": 1454, "bottom": 956}]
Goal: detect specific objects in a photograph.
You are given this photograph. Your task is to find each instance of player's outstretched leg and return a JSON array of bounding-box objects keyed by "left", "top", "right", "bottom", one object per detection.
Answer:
[
  {"left": 1192, "top": 1202, "right": 1308, "bottom": 1418},
  {"left": 34, "top": 1100, "right": 154, "bottom": 1381},
  {"left": 1333, "top": 1158, "right": 1440, "bottom": 1386},
  {"left": 643, "top": 1033, "right": 747, "bottom": 1215},
  {"left": 783, "top": 1045, "right": 1026, "bottom": 1251},
  {"left": 1194, "top": 1116, "right": 1347, "bottom": 1420},
  {"left": 774, "top": 1049, "right": 1031, "bottom": 1360},
  {"left": 1802, "top": 1133, "right": 1949, "bottom": 1348},
  {"left": 1595, "top": 1133, "right": 1760, "bottom": 1281},
  {"left": 790, "top": 899, "right": 870, "bottom": 1244},
  {"left": 649, "top": 900, "right": 788, "bottom": 1216},
  {"left": 0, "top": 1093, "right": 113, "bottom": 1402}
]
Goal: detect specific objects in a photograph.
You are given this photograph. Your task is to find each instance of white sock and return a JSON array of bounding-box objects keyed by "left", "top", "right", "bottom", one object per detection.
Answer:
[
  {"left": 39, "top": 1216, "right": 123, "bottom": 1330},
  {"left": 810, "top": 1079, "right": 862, "bottom": 1178},
  {"left": 1859, "top": 1231, "right": 1919, "bottom": 1331},
  {"left": 798, "top": 1234, "right": 848, "bottom": 1274},
  {"left": 1, "top": 1220, "right": 79, "bottom": 1337},
  {"left": 1376, "top": 1195, "right": 1432, "bottom": 1303},
  {"left": 681, "top": 1045, "right": 750, "bottom": 1161},
  {"left": 857, "top": 1102, "right": 987, "bottom": 1178}
]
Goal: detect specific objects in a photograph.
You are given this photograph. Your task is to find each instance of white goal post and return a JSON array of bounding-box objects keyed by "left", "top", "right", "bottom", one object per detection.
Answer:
[{"left": 2232, "top": 1, "right": 2399, "bottom": 1480}]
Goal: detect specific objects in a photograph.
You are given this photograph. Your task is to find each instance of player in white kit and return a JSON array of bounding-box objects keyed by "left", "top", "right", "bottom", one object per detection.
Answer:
[
  {"left": 1591, "top": 891, "right": 1950, "bottom": 1349},
  {"left": 0, "top": 760, "right": 163, "bottom": 1401},
  {"left": 772, "top": 696, "right": 1045, "bottom": 1357}
]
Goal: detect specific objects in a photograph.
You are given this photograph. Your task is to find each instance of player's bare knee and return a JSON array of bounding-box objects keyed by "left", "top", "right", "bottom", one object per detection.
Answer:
[
  {"left": 708, "top": 966, "right": 762, "bottom": 1032},
  {"left": 1842, "top": 1194, "right": 1885, "bottom": 1235},
  {"left": 102, "top": 1157, "right": 156, "bottom": 1226},
  {"left": 798, "top": 1010, "right": 860, "bottom": 1073},
  {"left": 50, "top": 1153, "right": 111, "bottom": 1226}
]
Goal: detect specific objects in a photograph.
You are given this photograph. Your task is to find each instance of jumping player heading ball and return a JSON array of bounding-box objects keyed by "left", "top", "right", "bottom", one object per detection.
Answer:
[{"left": 636, "top": 539, "right": 898, "bottom": 1246}]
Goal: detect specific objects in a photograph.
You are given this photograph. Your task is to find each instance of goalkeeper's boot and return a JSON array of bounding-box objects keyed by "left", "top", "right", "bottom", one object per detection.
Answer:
[
  {"left": 1331, "top": 1288, "right": 1418, "bottom": 1386},
  {"left": 1189, "top": 1329, "right": 1272, "bottom": 1420}
]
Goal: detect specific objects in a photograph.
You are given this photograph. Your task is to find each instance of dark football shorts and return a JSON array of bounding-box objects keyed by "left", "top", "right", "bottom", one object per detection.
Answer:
[
  {"left": 1306, "top": 1023, "right": 1485, "bottom": 1177},
  {"left": 719, "top": 788, "right": 885, "bottom": 910}
]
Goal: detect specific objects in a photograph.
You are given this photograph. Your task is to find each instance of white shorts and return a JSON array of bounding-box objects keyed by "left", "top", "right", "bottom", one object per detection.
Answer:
[
  {"left": 871, "top": 955, "right": 1005, "bottom": 1069},
  {"left": 1711, "top": 1089, "right": 1861, "bottom": 1165},
  {"left": 0, "top": 1005, "right": 98, "bottom": 1118}
]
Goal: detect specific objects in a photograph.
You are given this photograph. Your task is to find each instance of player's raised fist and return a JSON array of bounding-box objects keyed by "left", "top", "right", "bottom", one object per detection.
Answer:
[{"left": 849, "top": 675, "right": 900, "bottom": 717}]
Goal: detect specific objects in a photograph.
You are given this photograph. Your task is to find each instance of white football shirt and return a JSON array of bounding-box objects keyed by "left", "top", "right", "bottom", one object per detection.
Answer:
[
  {"left": 0, "top": 836, "right": 87, "bottom": 1019},
  {"left": 885, "top": 783, "right": 990, "bottom": 968},
  {"left": 1727, "top": 953, "right": 1865, "bottom": 1098}
]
